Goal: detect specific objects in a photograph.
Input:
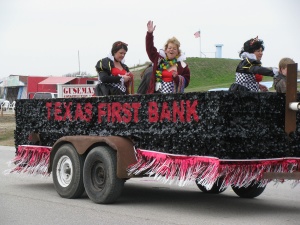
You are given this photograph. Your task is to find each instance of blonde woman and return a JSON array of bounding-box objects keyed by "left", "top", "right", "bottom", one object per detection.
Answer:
[{"left": 144, "top": 20, "right": 190, "bottom": 94}]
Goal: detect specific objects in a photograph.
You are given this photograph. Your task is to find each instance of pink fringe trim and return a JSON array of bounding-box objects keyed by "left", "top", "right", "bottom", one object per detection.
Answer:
[
  {"left": 128, "top": 149, "right": 300, "bottom": 189},
  {"left": 4, "top": 145, "right": 52, "bottom": 176},
  {"left": 128, "top": 149, "right": 220, "bottom": 188},
  {"left": 219, "top": 158, "right": 300, "bottom": 189},
  {"left": 5, "top": 145, "right": 300, "bottom": 190}
]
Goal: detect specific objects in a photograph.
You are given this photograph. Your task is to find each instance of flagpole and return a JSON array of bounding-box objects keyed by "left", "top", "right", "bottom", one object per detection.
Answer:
[
  {"left": 194, "top": 30, "right": 201, "bottom": 58},
  {"left": 78, "top": 50, "right": 81, "bottom": 76},
  {"left": 199, "top": 29, "right": 201, "bottom": 58}
]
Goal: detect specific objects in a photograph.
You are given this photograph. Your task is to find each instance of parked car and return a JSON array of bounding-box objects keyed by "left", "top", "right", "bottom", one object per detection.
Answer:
[
  {"left": 208, "top": 88, "right": 229, "bottom": 92},
  {"left": 33, "top": 92, "right": 58, "bottom": 99}
]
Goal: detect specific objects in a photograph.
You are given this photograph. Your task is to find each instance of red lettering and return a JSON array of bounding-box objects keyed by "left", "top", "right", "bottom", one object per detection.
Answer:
[
  {"left": 122, "top": 103, "right": 132, "bottom": 123},
  {"left": 160, "top": 102, "right": 171, "bottom": 122},
  {"left": 173, "top": 100, "right": 185, "bottom": 122},
  {"left": 186, "top": 100, "right": 199, "bottom": 122},
  {"left": 111, "top": 102, "right": 122, "bottom": 123},
  {"left": 63, "top": 88, "right": 69, "bottom": 94},
  {"left": 107, "top": 103, "right": 111, "bottom": 123},
  {"left": 46, "top": 102, "right": 52, "bottom": 120},
  {"left": 63, "top": 102, "right": 73, "bottom": 121},
  {"left": 54, "top": 102, "right": 63, "bottom": 121},
  {"left": 74, "top": 103, "right": 84, "bottom": 120},
  {"left": 148, "top": 102, "right": 159, "bottom": 123},
  {"left": 132, "top": 102, "right": 141, "bottom": 123},
  {"left": 84, "top": 103, "right": 93, "bottom": 122},
  {"left": 97, "top": 103, "right": 107, "bottom": 123}
]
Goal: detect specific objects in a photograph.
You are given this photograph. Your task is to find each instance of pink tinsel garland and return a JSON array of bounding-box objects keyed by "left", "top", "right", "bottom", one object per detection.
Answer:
[
  {"left": 128, "top": 149, "right": 220, "bottom": 187},
  {"left": 219, "top": 158, "right": 300, "bottom": 189},
  {"left": 5, "top": 145, "right": 52, "bottom": 176},
  {"left": 5, "top": 145, "right": 300, "bottom": 189},
  {"left": 128, "top": 149, "right": 300, "bottom": 189}
]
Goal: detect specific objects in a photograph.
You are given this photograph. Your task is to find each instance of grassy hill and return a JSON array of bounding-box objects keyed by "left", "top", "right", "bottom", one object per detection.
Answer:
[
  {"left": 131, "top": 57, "right": 274, "bottom": 92},
  {"left": 184, "top": 57, "right": 239, "bottom": 92}
]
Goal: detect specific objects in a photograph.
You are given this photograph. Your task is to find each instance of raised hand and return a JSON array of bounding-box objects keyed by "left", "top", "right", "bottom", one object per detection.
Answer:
[{"left": 147, "top": 20, "right": 156, "bottom": 33}]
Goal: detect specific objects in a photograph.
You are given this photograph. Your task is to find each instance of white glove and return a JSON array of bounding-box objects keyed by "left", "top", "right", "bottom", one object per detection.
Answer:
[{"left": 272, "top": 67, "right": 279, "bottom": 76}]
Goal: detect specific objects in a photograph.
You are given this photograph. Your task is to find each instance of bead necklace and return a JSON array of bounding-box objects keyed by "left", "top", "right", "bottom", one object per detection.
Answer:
[{"left": 156, "top": 57, "right": 178, "bottom": 82}]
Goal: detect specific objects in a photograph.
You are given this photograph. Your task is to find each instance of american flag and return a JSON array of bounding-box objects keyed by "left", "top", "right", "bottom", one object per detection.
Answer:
[{"left": 194, "top": 31, "right": 200, "bottom": 38}]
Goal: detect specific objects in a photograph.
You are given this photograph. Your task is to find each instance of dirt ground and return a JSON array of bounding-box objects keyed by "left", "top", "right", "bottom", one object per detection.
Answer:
[{"left": 0, "top": 113, "right": 16, "bottom": 146}]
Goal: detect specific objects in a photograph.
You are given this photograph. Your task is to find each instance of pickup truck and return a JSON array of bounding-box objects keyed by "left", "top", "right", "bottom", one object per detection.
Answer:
[{"left": 6, "top": 64, "right": 300, "bottom": 204}]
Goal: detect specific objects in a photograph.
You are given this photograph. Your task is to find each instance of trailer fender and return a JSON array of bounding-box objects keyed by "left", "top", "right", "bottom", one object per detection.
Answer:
[{"left": 48, "top": 136, "right": 137, "bottom": 178}]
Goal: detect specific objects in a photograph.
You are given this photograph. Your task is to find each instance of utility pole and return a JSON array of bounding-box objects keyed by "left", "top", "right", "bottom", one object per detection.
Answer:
[{"left": 78, "top": 50, "right": 81, "bottom": 76}]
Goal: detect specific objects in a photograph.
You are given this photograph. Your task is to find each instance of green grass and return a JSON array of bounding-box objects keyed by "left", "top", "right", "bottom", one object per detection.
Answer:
[
  {"left": 0, "top": 114, "right": 15, "bottom": 146},
  {"left": 131, "top": 57, "right": 275, "bottom": 92},
  {"left": 184, "top": 57, "right": 238, "bottom": 92}
]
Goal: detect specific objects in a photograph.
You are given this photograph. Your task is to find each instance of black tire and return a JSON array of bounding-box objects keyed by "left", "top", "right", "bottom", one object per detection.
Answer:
[
  {"left": 231, "top": 181, "right": 266, "bottom": 198},
  {"left": 52, "top": 144, "right": 85, "bottom": 198},
  {"left": 83, "top": 146, "right": 125, "bottom": 204},
  {"left": 196, "top": 177, "right": 227, "bottom": 194}
]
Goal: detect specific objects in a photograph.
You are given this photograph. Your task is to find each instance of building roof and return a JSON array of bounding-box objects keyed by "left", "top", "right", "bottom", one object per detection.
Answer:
[{"left": 39, "top": 77, "right": 76, "bottom": 85}]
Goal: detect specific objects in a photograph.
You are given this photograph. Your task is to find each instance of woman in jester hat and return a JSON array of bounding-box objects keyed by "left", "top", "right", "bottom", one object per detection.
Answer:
[
  {"left": 229, "top": 36, "right": 278, "bottom": 92},
  {"left": 145, "top": 20, "right": 191, "bottom": 94}
]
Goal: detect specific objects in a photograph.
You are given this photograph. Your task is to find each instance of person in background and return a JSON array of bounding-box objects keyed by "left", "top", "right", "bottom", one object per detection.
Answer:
[
  {"left": 95, "top": 41, "right": 134, "bottom": 96},
  {"left": 144, "top": 20, "right": 190, "bottom": 94},
  {"left": 273, "top": 57, "right": 295, "bottom": 93},
  {"left": 136, "top": 63, "right": 153, "bottom": 94},
  {"left": 229, "top": 36, "right": 278, "bottom": 92}
]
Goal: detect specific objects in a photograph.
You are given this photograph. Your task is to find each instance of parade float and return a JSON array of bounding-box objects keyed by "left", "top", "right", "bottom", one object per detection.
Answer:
[{"left": 5, "top": 64, "right": 300, "bottom": 204}]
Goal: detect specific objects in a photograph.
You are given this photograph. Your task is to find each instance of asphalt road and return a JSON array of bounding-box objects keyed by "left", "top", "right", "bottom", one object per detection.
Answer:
[{"left": 1, "top": 145, "right": 300, "bottom": 225}]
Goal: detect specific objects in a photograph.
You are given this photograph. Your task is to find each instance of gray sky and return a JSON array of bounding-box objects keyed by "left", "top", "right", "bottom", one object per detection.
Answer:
[{"left": 0, "top": 0, "right": 299, "bottom": 79}]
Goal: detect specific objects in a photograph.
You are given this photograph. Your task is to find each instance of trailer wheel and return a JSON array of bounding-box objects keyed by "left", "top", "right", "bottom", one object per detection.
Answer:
[
  {"left": 231, "top": 181, "right": 266, "bottom": 198},
  {"left": 196, "top": 177, "right": 227, "bottom": 194},
  {"left": 52, "top": 144, "right": 85, "bottom": 198},
  {"left": 83, "top": 146, "right": 125, "bottom": 204}
]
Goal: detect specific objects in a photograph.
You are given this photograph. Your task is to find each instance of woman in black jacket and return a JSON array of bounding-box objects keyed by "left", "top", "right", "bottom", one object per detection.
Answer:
[
  {"left": 229, "top": 36, "right": 278, "bottom": 92},
  {"left": 95, "top": 41, "right": 133, "bottom": 96}
]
